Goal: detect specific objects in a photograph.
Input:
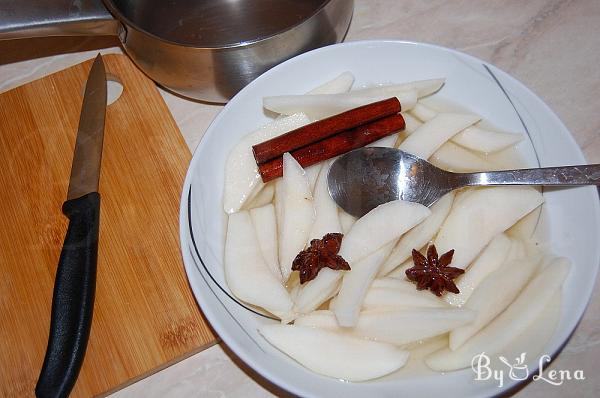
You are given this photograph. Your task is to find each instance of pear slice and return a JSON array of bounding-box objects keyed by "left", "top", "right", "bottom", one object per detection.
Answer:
[
  {"left": 259, "top": 324, "right": 409, "bottom": 381},
  {"left": 250, "top": 204, "right": 282, "bottom": 282},
  {"left": 295, "top": 308, "right": 475, "bottom": 346},
  {"left": 333, "top": 242, "right": 394, "bottom": 326},
  {"left": 278, "top": 153, "right": 315, "bottom": 281},
  {"left": 379, "top": 192, "right": 455, "bottom": 276},
  {"left": 386, "top": 257, "right": 416, "bottom": 279},
  {"left": 426, "top": 258, "right": 570, "bottom": 371},
  {"left": 273, "top": 177, "right": 284, "bottom": 228},
  {"left": 401, "top": 112, "right": 423, "bottom": 135},
  {"left": 225, "top": 211, "right": 292, "bottom": 318},
  {"left": 449, "top": 253, "right": 542, "bottom": 350},
  {"left": 293, "top": 269, "right": 341, "bottom": 315},
  {"left": 350, "top": 78, "right": 445, "bottom": 98},
  {"left": 308, "top": 163, "right": 342, "bottom": 241},
  {"left": 451, "top": 126, "right": 523, "bottom": 154},
  {"left": 302, "top": 68, "right": 350, "bottom": 194},
  {"left": 406, "top": 105, "right": 522, "bottom": 154},
  {"left": 223, "top": 113, "right": 310, "bottom": 213},
  {"left": 262, "top": 78, "right": 444, "bottom": 118},
  {"left": 304, "top": 163, "right": 322, "bottom": 192},
  {"left": 371, "top": 277, "right": 415, "bottom": 289},
  {"left": 444, "top": 233, "right": 512, "bottom": 306},
  {"left": 295, "top": 200, "right": 429, "bottom": 316},
  {"left": 399, "top": 113, "right": 481, "bottom": 159},
  {"left": 363, "top": 287, "right": 448, "bottom": 310},
  {"left": 244, "top": 183, "right": 275, "bottom": 210},
  {"left": 263, "top": 90, "right": 418, "bottom": 120},
  {"left": 294, "top": 309, "right": 341, "bottom": 329},
  {"left": 338, "top": 210, "right": 357, "bottom": 234},
  {"left": 356, "top": 308, "right": 475, "bottom": 346},
  {"left": 410, "top": 102, "right": 438, "bottom": 122},
  {"left": 339, "top": 200, "right": 431, "bottom": 264},
  {"left": 308, "top": 71, "right": 355, "bottom": 95},
  {"left": 435, "top": 186, "right": 544, "bottom": 269},
  {"left": 430, "top": 141, "right": 497, "bottom": 172},
  {"left": 507, "top": 205, "right": 542, "bottom": 240},
  {"left": 364, "top": 278, "right": 450, "bottom": 309}
]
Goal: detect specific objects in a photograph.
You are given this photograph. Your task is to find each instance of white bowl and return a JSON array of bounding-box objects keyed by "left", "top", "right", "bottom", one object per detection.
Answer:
[{"left": 179, "top": 40, "right": 600, "bottom": 397}]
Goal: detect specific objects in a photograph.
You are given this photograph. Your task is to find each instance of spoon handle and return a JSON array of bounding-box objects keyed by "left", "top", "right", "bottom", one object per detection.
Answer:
[{"left": 459, "top": 164, "right": 600, "bottom": 187}]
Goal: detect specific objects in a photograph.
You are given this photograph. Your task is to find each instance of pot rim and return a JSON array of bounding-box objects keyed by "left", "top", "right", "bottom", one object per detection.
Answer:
[{"left": 102, "top": 0, "right": 338, "bottom": 50}]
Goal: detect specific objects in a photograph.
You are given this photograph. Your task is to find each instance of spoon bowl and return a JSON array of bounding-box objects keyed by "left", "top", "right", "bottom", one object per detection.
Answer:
[{"left": 328, "top": 147, "right": 600, "bottom": 217}]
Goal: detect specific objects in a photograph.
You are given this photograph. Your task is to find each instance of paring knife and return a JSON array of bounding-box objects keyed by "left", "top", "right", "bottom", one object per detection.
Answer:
[{"left": 36, "top": 54, "right": 107, "bottom": 398}]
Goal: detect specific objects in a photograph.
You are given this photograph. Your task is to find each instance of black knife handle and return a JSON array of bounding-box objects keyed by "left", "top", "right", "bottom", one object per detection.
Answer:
[{"left": 36, "top": 192, "right": 100, "bottom": 398}]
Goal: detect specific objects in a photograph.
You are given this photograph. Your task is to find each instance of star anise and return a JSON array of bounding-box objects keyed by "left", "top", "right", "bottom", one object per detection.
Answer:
[
  {"left": 292, "top": 233, "right": 350, "bottom": 284},
  {"left": 405, "top": 245, "right": 464, "bottom": 296}
]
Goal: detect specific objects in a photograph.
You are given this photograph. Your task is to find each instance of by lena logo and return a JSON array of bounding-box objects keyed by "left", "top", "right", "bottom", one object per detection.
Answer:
[{"left": 471, "top": 352, "right": 585, "bottom": 388}]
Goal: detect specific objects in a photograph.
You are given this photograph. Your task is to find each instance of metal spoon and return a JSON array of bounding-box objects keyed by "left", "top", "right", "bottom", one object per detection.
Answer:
[{"left": 327, "top": 147, "right": 600, "bottom": 217}]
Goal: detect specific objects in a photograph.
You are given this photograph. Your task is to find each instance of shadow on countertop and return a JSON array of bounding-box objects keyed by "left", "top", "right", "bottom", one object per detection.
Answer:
[{"left": 0, "top": 36, "right": 119, "bottom": 65}]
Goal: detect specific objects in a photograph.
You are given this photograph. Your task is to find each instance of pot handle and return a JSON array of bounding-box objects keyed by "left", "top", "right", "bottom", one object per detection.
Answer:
[{"left": 0, "top": 0, "right": 120, "bottom": 40}]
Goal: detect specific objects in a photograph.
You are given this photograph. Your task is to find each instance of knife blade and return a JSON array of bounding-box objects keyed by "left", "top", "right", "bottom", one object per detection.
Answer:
[{"left": 36, "top": 54, "right": 106, "bottom": 398}]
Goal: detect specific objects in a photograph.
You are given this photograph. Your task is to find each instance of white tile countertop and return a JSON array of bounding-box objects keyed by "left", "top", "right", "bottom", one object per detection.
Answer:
[{"left": 1, "top": 0, "right": 599, "bottom": 396}]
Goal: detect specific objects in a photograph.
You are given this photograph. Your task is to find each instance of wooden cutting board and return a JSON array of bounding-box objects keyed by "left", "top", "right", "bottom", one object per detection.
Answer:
[{"left": 0, "top": 54, "right": 216, "bottom": 397}]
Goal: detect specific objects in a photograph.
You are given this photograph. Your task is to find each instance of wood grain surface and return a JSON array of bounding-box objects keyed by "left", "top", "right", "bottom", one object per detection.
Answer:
[{"left": 0, "top": 54, "right": 216, "bottom": 397}]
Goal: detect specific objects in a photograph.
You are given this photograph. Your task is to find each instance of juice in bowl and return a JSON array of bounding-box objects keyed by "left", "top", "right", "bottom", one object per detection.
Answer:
[{"left": 180, "top": 41, "right": 600, "bottom": 397}]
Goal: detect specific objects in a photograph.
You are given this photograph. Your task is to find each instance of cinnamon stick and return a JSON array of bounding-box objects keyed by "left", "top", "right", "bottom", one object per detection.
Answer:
[
  {"left": 252, "top": 97, "right": 401, "bottom": 165},
  {"left": 258, "top": 114, "right": 406, "bottom": 183}
]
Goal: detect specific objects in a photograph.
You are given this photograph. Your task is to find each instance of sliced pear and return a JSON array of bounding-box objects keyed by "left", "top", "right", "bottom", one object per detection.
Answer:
[
  {"left": 401, "top": 112, "right": 423, "bottom": 135},
  {"left": 350, "top": 78, "right": 445, "bottom": 98},
  {"left": 294, "top": 310, "right": 340, "bottom": 329},
  {"left": 296, "top": 308, "right": 475, "bottom": 346},
  {"left": 250, "top": 204, "right": 282, "bottom": 282},
  {"left": 308, "top": 163, "right": 342, "bottom": 241},
  {"left": 223, "top": 113, "right": 310, "bottom": 213},
  {"left": 263, "top": 78, "right": 443, "bottom": 119},
  {"left": 356, "top": 308, "right": 475, "bottom": 346},
  {"left": 295, "top": 201, "right": 429, "bottom": 316},
  {"left": 304, "top": 163, "right": 322, "bottom": 192},
  {"left": 225, "top": 211, "right": 292, "bottom": 318},
  {"left": 302, "top": 71, "right": 343, "bottom": 193},
  {"left": 333, "top": 242, "right": 394, "bottom": 326},
  {"left": 444, "top": 233, "right": 512, "bottom": 306},
  {"left": 338, "top": 210, "right": 357, "bottom": 234},
  {"left": 273, "top": 177, "right": 284, "bottom": 234},
  {"left": 371, "top": 277, "right": 415, "bottom": 289},
  {"left": 263, "top": 90, "right": 418, "bottom": 120},
  {"left": 507, "top": 205, "right": 542, "bottom": 240},
  {"left": 398, "top": 113, "right": 480, "bottom": 159},
  {"left": 290, "top": 283, "right": 301, "bottom": 302},
  {"left": 259, "top": 324, "right": 409, "bottom": 381},
  {"left": 430, "top": 141, "right": 497, "bottom": 172},
  {"left": 426, "top": 258, "right": 570, "bottom": 371},
  {"left": 278, "top": 153, "right": 315, "bottom": 281},
  {"left": 435, "top": 186, "right": 544, "bottom": 269},
  {"left": 449, "top": 253, "right": 542, "bottom": 350},
  {"left": 339, "top": 200, "right": 431, "bottom": 264},
  {"left": 363, "top": 287, "right": 448, "bottom": 309},
  {"left": 244, "top": 183, "right": 275, "bottom": 209},
  {"left": 386, "top": 257, "right": 416, "bottom": 279},
  {"left": 308, "top": 71, "right": 355, "bottom": 95},
  {"left": 364, "top": 279, "right": 450, "bottom": 309},
  {"left": 410, "top": 102, "right": 438, "bottom": 122},
  {"left": 379, "top": 192, "right": 455, "bottom": 276},
  {"left": 293, "top": 268, "right": 342, "bottom": 315},
  {"left": 508, "top": 238, "right": 527, "bottom": 260},
  {"left": 406, "top": 101, "right": 522, "bottom": 153},
  {"left": 451, "top": 126, "right": 523, "bottom": 154}
]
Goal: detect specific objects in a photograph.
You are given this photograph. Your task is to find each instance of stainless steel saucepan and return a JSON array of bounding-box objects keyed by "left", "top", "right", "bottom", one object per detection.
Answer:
[{"left": 0, "top": 0, "right": 353, "bottom": 102}]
